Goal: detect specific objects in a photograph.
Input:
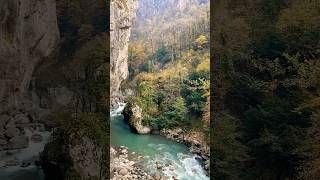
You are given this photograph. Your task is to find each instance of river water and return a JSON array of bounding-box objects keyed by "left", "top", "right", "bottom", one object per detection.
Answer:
[
  {"left": 0, "top": 129, "right": 50, "bottom": 180},
  {"left": 0, "top": 103, "right": 209, "bottom": 180},
  {"left": 110, "top": 103, "right": 209, "bottom": 180}
]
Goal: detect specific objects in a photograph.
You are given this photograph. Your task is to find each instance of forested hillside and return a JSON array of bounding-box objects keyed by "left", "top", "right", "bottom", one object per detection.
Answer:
[
  {"left": 212, "top": 0, "right": 320, "bottom": 179},
  {"left": 125, "top": 0, "right": 210, "bottom": 138}
]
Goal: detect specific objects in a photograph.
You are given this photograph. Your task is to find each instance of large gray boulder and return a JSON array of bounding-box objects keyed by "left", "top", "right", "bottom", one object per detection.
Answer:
[
  {"left": 5, "top": 126, "right": 20, "bottom": 138},
  {"left": 8, "top": 135, "right": 29, "bottom": 149},
  {"left": 123, "top": 102, "right": 151, "bottom": 134}
]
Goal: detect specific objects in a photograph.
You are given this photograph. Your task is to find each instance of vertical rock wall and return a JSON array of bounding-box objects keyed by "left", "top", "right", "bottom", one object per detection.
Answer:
[
  {"left": 110, "top": 0, "right": 137, "bottom": 107},
  {"left": 0, "top": 0, "right": 59, "bottom": 152},
  {"left": 0, "top": 0, "right": 59, "bottom": 113}
]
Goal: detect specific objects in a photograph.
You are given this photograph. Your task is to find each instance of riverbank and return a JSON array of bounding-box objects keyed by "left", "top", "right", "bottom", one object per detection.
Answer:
[
  {"left": 122, "top": 102, "right": 210, "bottom": 175},
  {"left": 112, "top": 103, "right": 209, "bottom": 179},
  {"left": 110, "top": 146, "right": 154, "bottom": 180},
  {"left": 159, "top": 129, "right": 210, "bottom": 173}
]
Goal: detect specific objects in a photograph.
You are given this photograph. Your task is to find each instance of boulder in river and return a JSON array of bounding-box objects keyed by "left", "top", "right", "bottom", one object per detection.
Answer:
[
  {"left": 155, "top": 161, "right": 163, "bottom": 170},
  {"left": 119, "top": 168, "right": 128, "bottom": 176},
  {"left": 0, "top": 139, "right": 8, "bottom": 150},
  {"left": 6, "top": 159, "right": 20, "bottom": 166},
  {"left": 5, "top": 127, "right": 20, "bottom": 138},
  {"left": 168, "top": 165, "right": 175, "bottom": 171},
  {"left": 8, "top": 135, "right": 29, "bottom": 149},
  {"left": 154, "top": 174, "right": 161, "bottom": 180},
  {"left": 123, "top": 102, "right": 151, "bottom": 134},
  {"left": 0, "top": 161, "right": 6, "bottom": 168},
  {"left": 21, "top": 160, "right": 32, "bottom": 167},
  {"left": 31, "top": 133, "right": 43, "bottom": 143}
]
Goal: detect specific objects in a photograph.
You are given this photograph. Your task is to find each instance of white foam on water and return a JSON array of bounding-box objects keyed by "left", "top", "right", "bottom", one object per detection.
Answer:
[
  {"left": 110, "top": 102, "right": 126, "bottom": 117},
  {"left": 177, "top": 154, "right": 209, "bottom": 180},
  {"left": 0, "top": 128, "right": 51, "bottom": 162},
  {"left": 140, "top": 145, "right": 209, "bottom": 180},
  {"left": 111, "top": 103, "right": 209, "bottom": 180},
  {"left": 0, "top": 128, "right": 51, "bottom": 179}
]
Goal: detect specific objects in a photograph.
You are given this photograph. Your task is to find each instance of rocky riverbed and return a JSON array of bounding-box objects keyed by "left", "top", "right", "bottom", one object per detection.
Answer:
[
  {"left": 110, "top": 146, "right": 153, "bottom": 180},
  {"left": 110, "top": 146, "right": 188, "bottom": 180},
  {"left": 0, "top": 118, "right": 51, "bottom": 180}
]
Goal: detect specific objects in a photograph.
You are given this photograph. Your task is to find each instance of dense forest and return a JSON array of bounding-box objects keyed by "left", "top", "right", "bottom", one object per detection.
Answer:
[
  {"left": 125, "top": 0, "right": 210, "bottom": 140},
  {"left": 212, "top": 0, "right": 320, "bottom": 179}
]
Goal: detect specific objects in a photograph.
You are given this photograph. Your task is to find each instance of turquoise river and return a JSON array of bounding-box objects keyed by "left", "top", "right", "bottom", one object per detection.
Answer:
[{"left": 110, "top": 103, "right": 209, "bottom": 180}]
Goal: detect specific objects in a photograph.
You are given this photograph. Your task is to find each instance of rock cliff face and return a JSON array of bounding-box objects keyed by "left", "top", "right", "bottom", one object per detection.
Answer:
[
  {"left": 0, "top": 0, "right": 59, "bottom": 112},
  {"left": 1, "top": 1, "right": 108, "bottom": 179},
  {"left": 41, "top": 135, "right": 104, "bottom": 180},
  {"left": 110, "top": 0, "right": 137, "bottom": 107},
  {"left": 0, "top": 0, "right": 59, "bottom": 151},
  {"left": 69, "top": 136, "right": 103, "bottom": 179}
]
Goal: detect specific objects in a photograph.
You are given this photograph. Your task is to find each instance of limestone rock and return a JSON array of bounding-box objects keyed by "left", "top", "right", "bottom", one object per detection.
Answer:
[
  {"left": 0, "top": 0, "right": 59, "bottom": 112},
  {"left": 6, "top": 159, "right": 20, "bottom": 166},
  {"left": 0, "top": 139, "right": 8, "bottom": 150},
  {"left": 8, "top": 135, "right": 29, "bottom": 149},
  {"left": 0, "top": 161, "right": 6, "bottom": 168},
  {"left": 5, "top": 127, "right": 20, "bottom": 138},
  {"left": 31, "top": 133, "right": 43, "bottom": 142},
  {"left": 119, "top": 168, "right": 128, "bottom": 176},
  {"left": 110, "top": 146, "right": 151, "bottom": 180},
  {"left": 123, "top": 102, "right": 151, "bottom": 134},
  {"left": 13, "top": 114, "right": 30, "bottom": 124},
  {"left": 154, "top": 174, "right": 161, "bottom": 180},
  {"left": 0, "top": 115, "right": 10, "bottom": 127},
  {"left": 21, "top": 160, "right": 32, "bottom": 167},
  {"left": 110, "top": 0, "right": 138, "bottom": 107}
]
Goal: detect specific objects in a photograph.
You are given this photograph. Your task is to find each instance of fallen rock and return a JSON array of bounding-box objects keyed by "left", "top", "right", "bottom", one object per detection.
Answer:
[
  {"left": 5, "top": 127, "right": 20, "bottom": 138},
  {"left": 155, "top": 162, "right": 163, "bottom": 170},
  {"left": 119, "top": 168, "right": 128, "bottom": 176},
  {"left": 154, "top": 174, "right": 161, "bottom": 180},
  {"left": 168, "top": 165, "right": 175, "bottom": 171},
  {"left": 0, "top": 116, "right": 9, "bottom": 128},
  {"left": 31, "top": 133, "right": 43, "bottom": 143},
  {"left": 5, "top": 121, "right": 16, "bottom": 128},
  {"left": 163, "top": 176, "right": 170, "bottom": 180},
  {"left": 204, "top": 160, "right": 210, "bottom": 170},
  {"left": 0, "top": 128, "right": 5, "bottom": 139},
  {"left": 8, "top": 135, "right": 29, "bottom": 149},
  {"left": 110, "top": 147, "right": 117, "bottom": 157},
  {"left": 21, "top": 160, "right": 32, "bottom": 167},
  {"left": 6, "top": 159, "right": 20, "bottom": 166},
  {"left": 0, "top": 139, "right": 7, "bottom": 145},
  {"left": 0, "top": 161, "right": 6, "bottom": 168},
  {"left": 172, "top": 175, "right": 179, "bottom": 180},
  {"left": 14, "top": 114, "right": 30, "bottom": 124},
  {"left": 0, "top": 139, "right": 8, "bottom": 150},
  {"left": 120, "top": 149, "right": 128, "bottom": 155},
  {"left": 38, "top": 125, "right": 46, "bottom": 132}
]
